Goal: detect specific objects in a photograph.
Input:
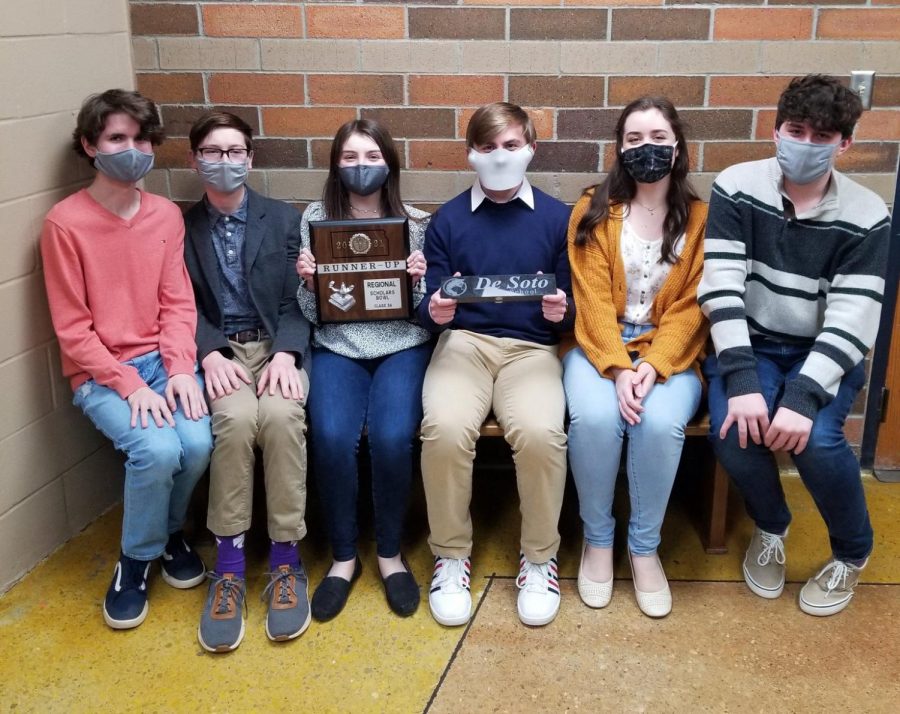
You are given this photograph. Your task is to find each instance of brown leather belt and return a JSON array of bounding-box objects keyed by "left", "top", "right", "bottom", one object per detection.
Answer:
[{"left": 227, "top": 328, "right": 270, "bottom": 344}]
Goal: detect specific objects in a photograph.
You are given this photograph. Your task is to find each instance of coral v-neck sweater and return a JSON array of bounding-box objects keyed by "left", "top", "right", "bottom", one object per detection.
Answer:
[{"left": 41, "top": 189, "right": 198, "bottom": 398}]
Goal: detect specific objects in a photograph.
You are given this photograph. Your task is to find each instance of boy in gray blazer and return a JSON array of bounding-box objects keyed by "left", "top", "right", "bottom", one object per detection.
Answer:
[{"left": 183, "top": 112, "right": 312, "bottom": 652}]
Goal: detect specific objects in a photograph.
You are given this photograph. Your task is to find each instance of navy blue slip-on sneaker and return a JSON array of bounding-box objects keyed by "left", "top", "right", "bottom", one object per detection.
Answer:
[
  {"left": 160, "top": 531, "right": 206, "bottom": 589},
  {"left": 103, "top": 554, "right": 151, "bottom": 630}
]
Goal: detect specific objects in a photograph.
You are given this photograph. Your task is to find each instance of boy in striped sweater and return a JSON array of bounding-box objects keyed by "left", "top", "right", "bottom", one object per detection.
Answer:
[{"left": 698, "top": 75, "right": 890, "bottom": 617}]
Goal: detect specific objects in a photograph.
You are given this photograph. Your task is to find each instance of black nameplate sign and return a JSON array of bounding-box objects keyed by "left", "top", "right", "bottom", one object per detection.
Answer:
[{"left": 439, "top": 274, "right": 556, "bottom": 303}]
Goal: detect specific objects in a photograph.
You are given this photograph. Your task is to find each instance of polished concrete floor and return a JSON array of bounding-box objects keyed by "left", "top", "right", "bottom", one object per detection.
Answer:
[{"left": 1, "top": 466, "right": 898, "bottom": 713}]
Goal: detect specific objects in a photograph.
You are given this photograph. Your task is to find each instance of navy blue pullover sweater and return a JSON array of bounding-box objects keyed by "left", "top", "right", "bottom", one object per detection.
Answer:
[{"left": 417, "top": 186, "right": 575, "bottom": 345}]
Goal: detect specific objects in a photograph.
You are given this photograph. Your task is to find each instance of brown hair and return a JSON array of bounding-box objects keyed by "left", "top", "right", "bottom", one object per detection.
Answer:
[
  {"left": 189, "top": 111, "right": 253, "bottom": 152},
  {"left": 72, "top": 89, "right": 164, "bottom": 164},
  {"left": 323, "top": 119, "right": 411, "bottom": 221},
  {"left": 574, "top": 96, "right": 698, "bottom": 265},
  {"left": 465, "top": 102, "right": 536, "bottom": 148},
  {"left": 775, "top": 74, "right": 862, "bottom": 140}
]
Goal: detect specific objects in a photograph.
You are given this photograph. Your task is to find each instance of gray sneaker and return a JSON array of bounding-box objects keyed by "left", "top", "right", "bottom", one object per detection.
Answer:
[
  {"left": 262, "top": 564, "right": 311, "bottom": 642},
  {"left": 198, "top": 573, "right": 246, "bottom": 653},
  {"left": 743, "top": 527, "right": 787, "bottom": 599},
  {"left": 799, "top": 559, "right": 866, "bottom": 617}
]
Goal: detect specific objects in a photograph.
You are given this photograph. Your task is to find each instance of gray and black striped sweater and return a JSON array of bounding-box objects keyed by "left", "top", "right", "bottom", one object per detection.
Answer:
[{"left": 697, "top": 157, "right": 890, "bottom": 420}]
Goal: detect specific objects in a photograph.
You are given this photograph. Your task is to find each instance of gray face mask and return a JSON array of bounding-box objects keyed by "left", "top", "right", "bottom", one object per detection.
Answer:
[
  {"left": 339, "top": 165, "right": 389, "bottom": 196},
  {"left": 196, "top": 158, "right": 250, "bottom": 194},
  {"left": 93, "top": 147, "right": 154, "bottom": 183},
  {"left": 776, "top": 135, "right": 839, "bottom": 185}
]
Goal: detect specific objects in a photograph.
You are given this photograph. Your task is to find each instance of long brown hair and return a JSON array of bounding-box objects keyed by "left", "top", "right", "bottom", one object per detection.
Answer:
[
  {"left": 323, "top": 119, "right": 411, "bottom": 221},
  {"left": 574, "top": 96, "right": 698, "bottom": 264}
]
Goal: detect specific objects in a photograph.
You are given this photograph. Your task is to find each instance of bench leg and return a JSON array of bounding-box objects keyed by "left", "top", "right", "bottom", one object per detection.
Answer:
[{"left": 703, "top": 461, "right": 730, "bottom": 554}]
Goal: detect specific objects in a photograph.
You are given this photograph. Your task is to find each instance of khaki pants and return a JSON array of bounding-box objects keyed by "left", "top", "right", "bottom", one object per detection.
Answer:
[
  {"left": 207, "top": 340, "right": 309, "bottom": 542},
  {"left": 420, "top": 330, "right": 567, "bottom": 563}
]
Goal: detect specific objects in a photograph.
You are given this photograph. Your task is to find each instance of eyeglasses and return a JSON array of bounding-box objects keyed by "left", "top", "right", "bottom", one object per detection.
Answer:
[{"left": 197, "top": 147, "right": 250, "bottom": 161}]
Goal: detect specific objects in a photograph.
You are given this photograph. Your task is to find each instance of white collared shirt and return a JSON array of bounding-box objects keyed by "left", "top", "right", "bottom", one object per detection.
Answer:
[{"left": 470, "top": 178, "right": 535, "bottom": 212}]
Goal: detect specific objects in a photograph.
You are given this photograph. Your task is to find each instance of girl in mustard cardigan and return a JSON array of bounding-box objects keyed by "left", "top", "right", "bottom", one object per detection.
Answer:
[{"left": 563, "top": 97, "right": 708, "bottom": 618}]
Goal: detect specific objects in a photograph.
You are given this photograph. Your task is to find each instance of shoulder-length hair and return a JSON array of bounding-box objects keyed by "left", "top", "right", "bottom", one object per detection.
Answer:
[
  {"left": 574, "top": 96, "right": 698, "bottom": 264},
  {"left": 323, "top": 119, "right": 410, "bottom": 221}
]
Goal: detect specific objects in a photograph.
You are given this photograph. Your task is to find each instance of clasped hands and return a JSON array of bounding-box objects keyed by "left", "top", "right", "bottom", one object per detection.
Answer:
[{"left": 611, "top": 362, "right": 658, "bottom": 426}]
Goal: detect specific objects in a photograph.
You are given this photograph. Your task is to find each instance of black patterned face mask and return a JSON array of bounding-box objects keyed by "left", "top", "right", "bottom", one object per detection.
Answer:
[{"left": 620, "top": 143, "right": 676, "bottom": 184}]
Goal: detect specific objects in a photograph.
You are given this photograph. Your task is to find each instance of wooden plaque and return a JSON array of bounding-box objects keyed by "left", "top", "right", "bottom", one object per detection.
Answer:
[{"left": 310, "top": 217, "right": 412, "bottom": 323}]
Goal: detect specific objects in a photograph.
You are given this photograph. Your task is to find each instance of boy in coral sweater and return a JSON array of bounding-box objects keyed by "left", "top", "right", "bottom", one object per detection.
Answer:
[{"left": 40, "top": 89, "right": 213, "bottom": 630}]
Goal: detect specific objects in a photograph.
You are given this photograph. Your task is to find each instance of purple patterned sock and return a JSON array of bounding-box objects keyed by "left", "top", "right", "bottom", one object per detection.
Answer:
[
  {"left": 269, "top": 540, "right": 299, "bottom": 571},
  {"left": 214, "top": 533, "right": 246, "bottom": 579}
]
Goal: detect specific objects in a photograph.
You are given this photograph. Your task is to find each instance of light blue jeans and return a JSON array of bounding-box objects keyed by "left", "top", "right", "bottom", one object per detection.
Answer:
[
  {"left": 562, "top": 323, "right": 702, "bottom": 554},
  {"left": 73, "top": 351, "right": 213, "bottom": 561}
]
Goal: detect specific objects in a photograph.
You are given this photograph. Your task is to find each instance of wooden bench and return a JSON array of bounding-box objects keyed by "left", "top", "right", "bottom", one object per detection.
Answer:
[{"left": 478, "top": 412, "right": 730, "bottom": 554}]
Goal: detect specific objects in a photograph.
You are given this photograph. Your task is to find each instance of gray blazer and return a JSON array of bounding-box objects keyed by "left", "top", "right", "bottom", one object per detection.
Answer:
[{"left": 183, "top": 187, "right": 311, "bottom": 374}]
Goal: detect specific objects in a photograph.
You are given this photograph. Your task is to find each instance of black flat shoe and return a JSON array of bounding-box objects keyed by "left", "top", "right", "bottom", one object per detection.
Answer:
[
  {"left": 311, "top": 558, "right": 362, "bottom": 622},
  {"left": 382, "top": 556, "right": 420, "bottom": 617}
]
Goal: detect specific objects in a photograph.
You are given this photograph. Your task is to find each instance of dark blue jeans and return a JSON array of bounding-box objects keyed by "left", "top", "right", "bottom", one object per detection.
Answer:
[
  {"left": 308, "top": 342, "right": 432, "bottom": 561},
  {"left": 704, "top": 339, "right": 872, "bottom": 561}
]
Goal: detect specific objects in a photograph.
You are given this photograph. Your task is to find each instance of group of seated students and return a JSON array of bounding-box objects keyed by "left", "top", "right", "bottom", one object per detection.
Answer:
[{"left": 40, "top": 73, "right": 890, "bottom": 653}]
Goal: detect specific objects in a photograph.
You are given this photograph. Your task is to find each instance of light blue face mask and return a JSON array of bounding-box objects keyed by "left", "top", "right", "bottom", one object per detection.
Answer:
[
  {"left": 196, "top": 157, "right": 250, "bottom": 194},
  {"left": 776, "top": 135, "right": 840, "bottom": 185},
  {"left": 93, "top": 147, "right": 155, "bottom": 183}
]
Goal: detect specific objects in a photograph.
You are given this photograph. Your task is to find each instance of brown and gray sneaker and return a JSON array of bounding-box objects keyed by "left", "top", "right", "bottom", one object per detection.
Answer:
[
  {"left": 799, "top": 558, "right": 866, "bottom": 617},
  {"left": 198, "top": 573, "right": 246, "bottom": 653},
  {"left": 262, "top": 563, "right": 311, "bottom": 641},
  {"left": 743, "top": 527, "right": 787, "bottom": 599}
]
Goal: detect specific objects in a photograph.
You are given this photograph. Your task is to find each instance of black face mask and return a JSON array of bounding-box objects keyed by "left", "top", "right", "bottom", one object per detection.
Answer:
[
  {"left": 339, "top": 165, "right": 390, "bottom": 196},
  {"left": 620, "top": 143, "right": 676, "bottom": 184}
]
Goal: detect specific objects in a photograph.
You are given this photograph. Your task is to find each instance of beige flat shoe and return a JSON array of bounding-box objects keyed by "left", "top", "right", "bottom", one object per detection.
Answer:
[
  {"left": 577, "top": 542, "right": 613, "bottom": 608},
  {"left": 628, "top": 550, "right": 671, "bottom": 618}
]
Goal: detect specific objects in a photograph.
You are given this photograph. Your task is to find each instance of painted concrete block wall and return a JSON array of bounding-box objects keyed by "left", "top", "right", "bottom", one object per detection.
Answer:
[{"left": 0, "top": 0, "right": 134, "bottom": 592}]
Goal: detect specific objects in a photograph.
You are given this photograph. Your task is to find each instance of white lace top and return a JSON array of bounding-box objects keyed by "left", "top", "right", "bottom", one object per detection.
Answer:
[{"left": 621, "top": 218, "right": 684, "bottom": 325}]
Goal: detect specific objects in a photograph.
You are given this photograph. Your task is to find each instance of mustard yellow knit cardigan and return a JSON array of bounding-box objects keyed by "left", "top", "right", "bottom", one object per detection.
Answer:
[{"left": 567, "top": 194, "right": 710, "bottom": 382}]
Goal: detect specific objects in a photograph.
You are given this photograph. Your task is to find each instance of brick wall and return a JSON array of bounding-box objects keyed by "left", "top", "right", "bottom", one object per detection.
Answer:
[
  {"left": 132, "top": 1, "right": 899, "bottom": 215},
  {"left": 0, "top": 0, "right": 133, "bottom": 592},
  {"left": 132, "top": 1, "right": 899, "bottom": 448}
]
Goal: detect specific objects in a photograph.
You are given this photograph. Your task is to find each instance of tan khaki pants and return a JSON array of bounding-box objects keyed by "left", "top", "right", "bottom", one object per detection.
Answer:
[
  {"left": 420, "top": 330, "right": 567, "bottom": 562},
  {"left": 207, "top": 340, "right": 309, "bottom": 542}
]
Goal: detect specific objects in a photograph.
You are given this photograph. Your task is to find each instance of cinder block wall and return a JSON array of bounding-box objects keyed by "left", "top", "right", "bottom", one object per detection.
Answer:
[
  {"left": 0, "top": 0, "right": 135, "bottom": 591},
  {"left": 132, "top": 0, "right": 899, "bottom": 447}
]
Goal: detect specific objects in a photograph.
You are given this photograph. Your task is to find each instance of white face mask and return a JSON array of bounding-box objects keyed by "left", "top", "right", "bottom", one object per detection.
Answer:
[{"left": 467, "top": 145, "right": 534, "bottom": 191}]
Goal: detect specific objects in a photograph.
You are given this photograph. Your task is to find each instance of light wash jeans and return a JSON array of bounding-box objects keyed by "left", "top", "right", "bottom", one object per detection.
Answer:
[
  {"left": 562, "top": 323, "right": 702, "bottom": 554},
  {"left": 73, "top": 351, "right": 212, "bottom": 561}
]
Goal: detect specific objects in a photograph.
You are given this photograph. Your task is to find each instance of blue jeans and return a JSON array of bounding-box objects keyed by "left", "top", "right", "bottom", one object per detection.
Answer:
[
  {"left": 308, "top": 342, "right": 432, "bottom": 561},
  {"left": 703, "top": 339, "right": 872, "bottom": 561},
  {"left": 563, "top": 323, "right": 702, "bottom": 555},
  {"left": 73, "top": 351, "right": 212, "bottom": 561}
]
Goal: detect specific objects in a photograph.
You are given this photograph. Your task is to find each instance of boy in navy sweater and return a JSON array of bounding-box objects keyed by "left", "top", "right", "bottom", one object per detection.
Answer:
[{"left": 417, "top": 102, "right": 574, "bottom": 627}]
